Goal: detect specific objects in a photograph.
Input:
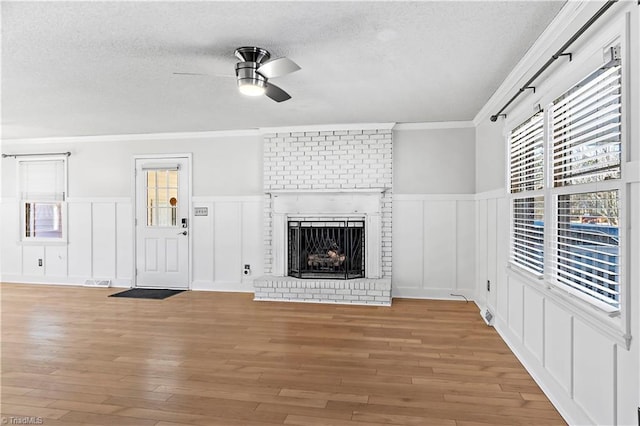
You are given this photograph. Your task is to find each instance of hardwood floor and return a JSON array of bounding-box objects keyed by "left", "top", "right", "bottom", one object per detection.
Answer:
[{"left": 1, "top": 284, "right": 565, "bottom": 425}]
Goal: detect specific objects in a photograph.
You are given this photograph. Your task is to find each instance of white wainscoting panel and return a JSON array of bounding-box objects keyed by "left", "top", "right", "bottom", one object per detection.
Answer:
[
  {"left": 22, "top": 245, "right": 44, "bottom": 276},
  {"left": 192, "top": 197, "right": 263, "bottom": 292},
  {"left": 192, "top": 202, "right": 215, "bottom": 285},
  {"left": 116, "top": 203, "right": 133, "bottom": 281},
  {"left": 523, "top": 285, "right": 544, "bottom": 364},
  {"left": 507, "top": 276, "right": 524, "bottom": 341},
  {"left": 573, "top": 318, "right": 616, "bottom": 426},
  {"left": 92, "top": 202, "right": 116, "bottom": 279},
  {"left": 495, "top": 197, "right": 509, "bottom": 322},
  {"left": 241, "top": 200, "right": 263, "bottom": 285},
  {"left": 544, "top": 299, "right": 573, "bottom": 394},
  {"left": 393, "top": 195, "right": 475, "bottom": 299},
  {"left": 455, "top": 200, "right": 475, "bottom": 291},
  {"left": 392, "top": 200, "right": 423, "bottom": 290},
  {"left": 45, "top": 245, "right": 67, "bottom": 277},
  {"left": 214, "top": 202, "right": 242, "bottom": 285},
  {"left": 0, "top": 200, "right": 21, "bottom": 276},
  {"left": 68, "top": 202, "right": 93, "bottom": 279},
  {"left": 476, "top": 199, "right": 488, "bottom": 306},
  {"left": 423, "top": 201, "right": 456, "bottom": 290}
]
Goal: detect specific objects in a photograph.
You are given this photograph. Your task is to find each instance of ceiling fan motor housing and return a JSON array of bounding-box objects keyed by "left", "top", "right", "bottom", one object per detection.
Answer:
[
  {"left": 235, "top": 61, "right": 267, "bottom": 92},
  {"left": 234, "top": 46, "right": 271, "bottom": 64}
]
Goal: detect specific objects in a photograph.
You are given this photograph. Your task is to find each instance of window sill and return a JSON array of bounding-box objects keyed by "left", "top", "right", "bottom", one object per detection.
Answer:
[{"left": 20, "top": 240, "right": 68, "bottom": 246}]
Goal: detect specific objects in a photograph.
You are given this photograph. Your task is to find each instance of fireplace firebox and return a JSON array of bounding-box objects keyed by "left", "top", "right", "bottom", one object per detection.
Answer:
[{"left": 288, "top": 220, "right": 365, "bottom": 279}]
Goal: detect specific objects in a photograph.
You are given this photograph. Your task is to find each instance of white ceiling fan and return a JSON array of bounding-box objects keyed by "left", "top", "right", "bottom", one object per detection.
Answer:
[
  {"left": 174, "top": 46, "right": 301, "bottom": 103},
  {"left": 234, "top": 46, "right": 300, "bottom": 102}
]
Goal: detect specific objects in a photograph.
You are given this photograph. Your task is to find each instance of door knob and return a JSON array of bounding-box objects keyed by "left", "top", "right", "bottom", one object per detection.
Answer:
[{"left": 178, "top": 230, "right": 188, "bottom": 236}]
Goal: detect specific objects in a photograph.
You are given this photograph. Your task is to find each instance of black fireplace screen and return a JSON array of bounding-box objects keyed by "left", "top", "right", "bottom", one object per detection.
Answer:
[{"left": 288, "top": 220, "right": 365, "bottom": 279}]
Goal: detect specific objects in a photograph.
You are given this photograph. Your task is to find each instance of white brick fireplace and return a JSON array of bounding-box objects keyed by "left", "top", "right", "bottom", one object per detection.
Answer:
[{"left": 254, "top": 125, "right": 393, "bottom": 305}]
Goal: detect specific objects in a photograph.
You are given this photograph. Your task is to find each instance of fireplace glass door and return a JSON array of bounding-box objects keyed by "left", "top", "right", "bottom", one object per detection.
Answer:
[{"left": 288, "top": 220, "right": 365, "bottom": 279}]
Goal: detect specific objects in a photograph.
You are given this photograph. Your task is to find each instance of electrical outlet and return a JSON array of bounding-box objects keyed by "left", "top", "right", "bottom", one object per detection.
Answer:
[
  {"left": 487, "top": 280, "right": 491, "bottom": 292},
  {"left": 38, "top": 258, "right": 43, "bottom": 267},
  {"left": 243, "top": 264, "right": 251, "bottom": 275}
]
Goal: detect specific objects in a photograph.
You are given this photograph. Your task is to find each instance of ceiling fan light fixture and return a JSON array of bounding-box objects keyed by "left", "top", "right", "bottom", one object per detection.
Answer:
[{"left": 238, "top": 79, "right": 266, "bottom": 96}]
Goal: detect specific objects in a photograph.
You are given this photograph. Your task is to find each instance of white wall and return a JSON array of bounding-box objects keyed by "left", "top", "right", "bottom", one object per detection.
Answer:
[
  {"left": 474, "top": 2, "right": 639, "bottom": 424},
  {"left": 394, "top": 126, "right": 476, "bottom": 194},
  {"left": 392, "top": 125, "right": 476, "bottom": 299},
  {"left": 1, "top": 132, "right": 264, "bottom": 289}
]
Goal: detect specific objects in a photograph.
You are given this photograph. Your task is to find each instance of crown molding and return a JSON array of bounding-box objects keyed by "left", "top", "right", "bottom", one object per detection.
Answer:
[
  {"left": 393, "top": 121, "right": 474, "bottom": 131},
  {"left": 473, "top": 1, "right": 591, "bottom": 126},
  {"left": 1, "top": 129, "right": 261, "bottom": 146},
  {"left": 259, "top": 122, "right": 396, "bottom": 135}
]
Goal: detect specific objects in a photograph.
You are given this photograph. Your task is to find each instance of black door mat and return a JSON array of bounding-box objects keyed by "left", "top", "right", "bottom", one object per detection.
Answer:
[{"left": 109, "top": 288, "right": 185, "bottom": 299}]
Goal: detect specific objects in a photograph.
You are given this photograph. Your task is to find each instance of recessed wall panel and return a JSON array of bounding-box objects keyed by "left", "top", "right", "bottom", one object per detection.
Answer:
[{"left": 392, "top": 200, "right": 423, "bottom": 289}]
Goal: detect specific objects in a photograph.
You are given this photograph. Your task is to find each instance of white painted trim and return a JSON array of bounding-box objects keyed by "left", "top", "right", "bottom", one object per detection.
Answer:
[
  {"left": 267, "top": 188, "right": 389, "bottom": 195},
  {"left": 392, "top": 287, "right": 476, "bottom": 301},
  {"left": 253, "top": 297, "right": 392, "bottom": 307},
  {"left": 473, "top": 1, "right": 590, "bottom": 126},
  {"left": 0, "top": 276, "right": 132, "bottom": 288},
  {"left": 393, "top": 121, "right": 475, "bottom": 131},
  {"left": 2, "top": 129, "right": 260, "bottom": 145},
  {"left": 393, "top": 193, "right": 475, "bottom": 201},
  {"left": 474, "top": 188, "right": 507, "bottom": 201},
  {"left": 192, "top": 195, "right": 262, "bottom": 203},
  {"left": 66, "top": 197, "right": 131, "bottom": 204},
  {"left": 190, "top": 280, "right": 254, "bottom": 293},
  {"left": 625, "top": 160, "right": 640, "bottom": 183},
  {"left": 259, "top": 122, "right": 395, "bottom": 134}
]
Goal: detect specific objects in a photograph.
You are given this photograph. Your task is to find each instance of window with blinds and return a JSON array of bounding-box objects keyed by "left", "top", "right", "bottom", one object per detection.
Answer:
[
  {"left": 509, "top": 112, "right": 544, "bottom": 275},
  {"left": 510, "top": 112, "right": 544, "bottom": 193},
  {"left": 551, "top": 62, "right": 622, "bottom": 187},
  {"left": 548, "top": 58, "right": 622, "bottom": 311},
  {"left": 553, "top": 191, "right": 620, "bottom": 310},
  {"left": 18, "top": 158, "right": 67, "bottom": 240}
]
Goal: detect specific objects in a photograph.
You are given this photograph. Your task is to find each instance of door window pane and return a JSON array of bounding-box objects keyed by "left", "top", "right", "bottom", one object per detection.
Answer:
[{"left": 146, "top": 170, "right": 178, "bottom": 227}]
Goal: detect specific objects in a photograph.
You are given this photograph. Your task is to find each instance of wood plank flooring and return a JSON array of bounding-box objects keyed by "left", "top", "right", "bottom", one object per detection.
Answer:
[{"left": 0, "top": 284, "right": 566, "bottom": 425}]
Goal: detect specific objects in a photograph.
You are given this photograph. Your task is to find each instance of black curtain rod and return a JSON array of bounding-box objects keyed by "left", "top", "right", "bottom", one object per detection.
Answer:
[
  {"left": 490, "top": 0, "right": 618, "bottom": 122},
  {"left": 2, "top": 152, "right": 71, "bottom": 158}
]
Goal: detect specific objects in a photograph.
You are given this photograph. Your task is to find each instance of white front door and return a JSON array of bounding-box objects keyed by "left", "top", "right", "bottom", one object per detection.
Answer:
[{"left": 135, "top": 157, "right": 189, "bottom": 289}]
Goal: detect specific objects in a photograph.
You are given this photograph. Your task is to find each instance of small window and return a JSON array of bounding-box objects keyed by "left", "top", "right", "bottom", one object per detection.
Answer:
[
  {"left": 18, "top": 157, "right": 67, "bottom": 241},
  {"left": 551, "top": 62, "right": 622, "bottom": 187},
  {"left": 509, "top": 112, "right": 544, "bottom": 275}
]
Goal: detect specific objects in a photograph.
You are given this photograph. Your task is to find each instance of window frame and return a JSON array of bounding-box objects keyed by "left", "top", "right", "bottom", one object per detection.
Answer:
[
  {"left": 545, "top": 56, "right": 624, "bottom": 313},
  {"left": 17, "top": 155, "right": 69, "bottom": 243}
]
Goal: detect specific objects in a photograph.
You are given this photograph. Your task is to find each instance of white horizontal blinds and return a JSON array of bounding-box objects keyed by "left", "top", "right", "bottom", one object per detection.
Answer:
[
  {"left": 552, "top": 191, "right": 620, "bottom": 309},
  {"left": 18, "top": 159, "right": 65, "bottom": 201},
  {"left": 552, "top": 63, "right": 622, "bottom": 187},
  {"left": 511, "top": 196, "right": 544, "bottom": 274},
  {"left": 509, "top": 112, "right": 544, "bottom": 275},
  {"left": 510, "top": 112, "right": 544, "bottom": 193}
]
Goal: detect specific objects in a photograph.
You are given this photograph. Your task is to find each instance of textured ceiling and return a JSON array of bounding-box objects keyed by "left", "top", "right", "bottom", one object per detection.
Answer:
[{"left": 1, "top": 1, "right": 566, "bottom": 140}]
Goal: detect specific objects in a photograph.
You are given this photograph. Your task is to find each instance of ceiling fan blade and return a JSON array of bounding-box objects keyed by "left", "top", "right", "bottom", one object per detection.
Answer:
[
  {"left": 173, "top": 72, "right": 208, "bottom": 76},
  {"left": 173, "top": 72, "right": 235, "bottom": 78},
  {"left": 265, "top": 83, "right": 291, "bottom": 102},
  {"left": 257, "top": 57, "right": 301, "bottom": 79}
]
